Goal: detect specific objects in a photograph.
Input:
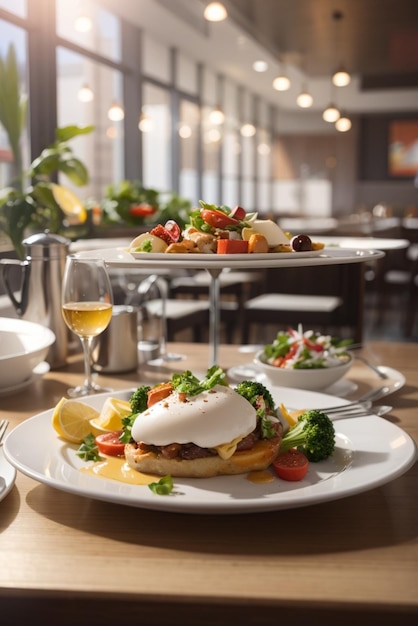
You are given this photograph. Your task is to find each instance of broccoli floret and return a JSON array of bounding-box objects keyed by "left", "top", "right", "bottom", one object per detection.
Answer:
[
  {"left": 129, "top": 385, "right": 151, "bottom": 414},
  {"left": 280, "top": 409, "right": 335, "bottom": 462},
  {"left": 119, "top": 385, "right": 152, "bottom": 444},
  {"left": 235, "top": 381, "right": 275, "bottom": 411},
  {"left": 235, "top": 381, "right": 277, "bottom": 439},
  {"left": 171, "top": 366, "right": 227, "bottom": 396}
]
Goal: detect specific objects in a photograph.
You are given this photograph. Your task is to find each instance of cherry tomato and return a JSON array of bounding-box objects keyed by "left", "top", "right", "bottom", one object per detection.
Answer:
[
  {"left": 129, "top": 204, "right": 157, "bottom": 217},
  {"left": 200, "top": 209, "right": 239, "bottom": 229},
  {"left": 272, "top": 449, "right": 309, "bottom": 481},
  {"left": 95, "top": 431, "right": 125, "bottom": 457}
]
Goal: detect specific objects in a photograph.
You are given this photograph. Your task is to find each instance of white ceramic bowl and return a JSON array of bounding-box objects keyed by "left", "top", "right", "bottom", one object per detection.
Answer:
[
  {"left": 254, "top": 350, "right": 353, "bottom": 391},
  {"left": 0, "top": 317, "right": 56, "bottom": 388}
]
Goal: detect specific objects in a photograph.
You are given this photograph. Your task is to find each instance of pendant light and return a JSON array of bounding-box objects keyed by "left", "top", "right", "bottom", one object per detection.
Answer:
[
  {"left": 335, "top": 114, "right": 352, "bottom": 132},
  {"left": 331, "top": 11, "right": 351, "bottom": 87},
  {"left": 77, "top": 84, "right": 94, "bottom": 103},
  {"left": 322, "top": 80, "right": 340, "bottom": 122},
  {"left": 204, "top": 2, "right": 228, "bottom": 22},
  {"left": 108, "top": 101, "right": 125, "bottom": 121},
  {"left": 322, "top": 104, "right": 340, "bottom": 123},
  {"left": 272, "top": 56, "right": 291, "bottom": 91},
  {"left": 296, "top": 86, "right": 313, "bottom": 108}
]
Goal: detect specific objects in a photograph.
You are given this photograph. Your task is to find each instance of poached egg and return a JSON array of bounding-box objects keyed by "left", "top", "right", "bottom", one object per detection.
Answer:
[{"left": 131, "top": 385, "right": 256, "bottom": 449}]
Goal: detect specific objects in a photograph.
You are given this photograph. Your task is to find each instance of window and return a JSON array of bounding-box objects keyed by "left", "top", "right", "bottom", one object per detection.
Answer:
[
  {"left": 179, "top": 98, "right": 200, "bottom": 205},
  {"left": 56, "top": 0, "right": 122, "bottom": 62},
  {"left": 56, "top": 46, "right": 124, "bottom": 201},
  {"left": 141, "top": 81, "right": 172, "bottom": 192}
]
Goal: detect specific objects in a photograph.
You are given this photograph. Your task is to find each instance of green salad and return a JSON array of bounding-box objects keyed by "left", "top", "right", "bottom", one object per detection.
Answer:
[{"left": 263, "top": 326, "right": 352, "bottom": 370}]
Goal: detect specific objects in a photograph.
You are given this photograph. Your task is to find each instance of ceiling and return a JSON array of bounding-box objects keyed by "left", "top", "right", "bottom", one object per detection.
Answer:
[{"left": 101, "top": 0, "right": 418, "bottom": 116}]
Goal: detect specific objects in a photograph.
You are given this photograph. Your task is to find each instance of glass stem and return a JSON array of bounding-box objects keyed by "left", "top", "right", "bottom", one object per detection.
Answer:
[{"left": 80, "top": 336, "right": 94, "bottom": 392}]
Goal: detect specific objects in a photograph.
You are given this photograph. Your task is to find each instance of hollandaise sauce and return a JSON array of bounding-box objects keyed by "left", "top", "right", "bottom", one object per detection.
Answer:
[
  {"left": 246, "top": 470, "right": 275, "bottom": 484},
  {"left": 80, "top": 455, "right": 157, "bottom": 486}
]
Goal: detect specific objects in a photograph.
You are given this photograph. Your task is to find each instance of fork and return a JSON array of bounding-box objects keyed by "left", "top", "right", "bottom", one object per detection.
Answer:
[{"left": 0, "top": 419, "right": 9, "bottom": 445}]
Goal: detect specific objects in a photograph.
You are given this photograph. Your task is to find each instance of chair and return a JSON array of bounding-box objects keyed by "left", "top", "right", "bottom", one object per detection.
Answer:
[
  {"left": 374, "top": 218, "right": 418, "bottom": 336},
  {"left": 241, "top": 263, "right": 365, "bottom": 344},
  {"left": 170, "top": 269, "right": 263, "bottom": 343}
]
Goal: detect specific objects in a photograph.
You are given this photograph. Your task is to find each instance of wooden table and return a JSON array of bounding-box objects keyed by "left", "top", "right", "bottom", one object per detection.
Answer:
[{"left": 1, "top": 341, "right": 417, "bottom": 625}]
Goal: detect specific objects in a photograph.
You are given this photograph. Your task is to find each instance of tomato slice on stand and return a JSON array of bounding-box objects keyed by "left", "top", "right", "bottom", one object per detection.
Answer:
[
  {"left": 272, "top": 449, "right": 309, "bottom": 481},
  {"left": 95, "top": 431, "right": 125, "bottom": 457},
  {"left": 200, "top": 209, "right": 239, "bottom": 229},
  {"left": 164, "top": 220, "right": 181, "bottom": 242}
]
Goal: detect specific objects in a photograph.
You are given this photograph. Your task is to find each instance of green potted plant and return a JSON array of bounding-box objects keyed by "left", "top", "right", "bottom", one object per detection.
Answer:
[{"left": 0, "top": 43, "right": 93, "bottom": 258}]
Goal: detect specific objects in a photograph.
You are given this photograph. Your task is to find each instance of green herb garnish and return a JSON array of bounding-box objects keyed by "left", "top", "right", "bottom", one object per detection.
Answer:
[
  {"left": 76, "top": 433, "right": 102, "bottom": 462},
  {"left": 148, "top": 475, "right": 174, "bottom": 495}
]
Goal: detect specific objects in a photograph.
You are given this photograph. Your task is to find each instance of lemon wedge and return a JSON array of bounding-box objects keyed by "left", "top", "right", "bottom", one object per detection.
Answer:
[
  {"left": 90, "top": 397, "right": 132, "bottom": 433},
  {"left": 52, "top": 397, "right": 101, "bottom": 443},
  {"left": 51, "top": 183, "right": 87, "bottom": 224}
]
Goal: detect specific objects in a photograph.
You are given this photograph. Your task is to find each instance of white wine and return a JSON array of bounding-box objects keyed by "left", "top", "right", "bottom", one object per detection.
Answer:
[{"left": 62, "top": 301, "right": 113, "bottom": 337}]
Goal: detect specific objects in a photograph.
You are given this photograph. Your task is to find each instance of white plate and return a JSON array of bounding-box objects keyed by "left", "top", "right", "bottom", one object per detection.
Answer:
[
  {"left": 76, "top": 247, "right": 384, "bottom": 270},
  {"left": 0, "top": 447, "right": 16, "bottom": 502},
  {"left": 131, "top": 250, "right": 324, "bottom": 261},
  {"left": 0, "top": 361, "right": 50, "bottom": 397},
  {"left": 4, "top": 388, "right": 416, "bottom": 515}
]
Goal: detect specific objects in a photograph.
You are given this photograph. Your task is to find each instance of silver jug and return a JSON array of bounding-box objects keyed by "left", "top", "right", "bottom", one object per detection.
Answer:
[{"left": 0, "top": 231, "right": 70, "bottom": 368}]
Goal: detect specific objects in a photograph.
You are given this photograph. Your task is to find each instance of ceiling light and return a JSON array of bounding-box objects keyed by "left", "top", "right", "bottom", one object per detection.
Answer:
[
  {"left": 108, "top": 102, "right": 125, "bottom": 121},
  {"left": 204, "top": 2, "right": 227, "bottom": 22},
  {"left": 240, "top": 123, "right": 256, "bottom": 137},
  {"left": 208, "top": 107, "right": 225, "bottom": 125},
  {"left": 272, "top": 74, "right": 291, "bottom": 91},
  {"left": 253, "top": 60, "right": 268, "bottom": 73},
  {"left": 296, "top": 89, "right": 313, "bottom": 108},
  {"left": 335, "top": 115, "right": 352, "bottom": 132},
  {"left": 77, "top": 84, "right": 94, "bottom": 103},
  {"left": 74, "top": 15, "right": 92, "bottom": 33},
  {"left": 331, "top": 11, "right": 351, "bottom": 87},
  {"left": 178, "top": 124, "right": 192, "bottom": 139},
  {"left": 322, "top": 104, "right": 340, "bottom": 122},
  {"left": 138, "top": 113, "right": 153, "bottom": 132},
  {"left": 332, "top": 68, "right": 351, "bottom": 87}
]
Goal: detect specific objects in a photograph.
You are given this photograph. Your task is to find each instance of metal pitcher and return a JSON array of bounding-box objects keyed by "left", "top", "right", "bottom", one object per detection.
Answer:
[{"left": 0, "top": 231, "right": 70, "bottom": 368}]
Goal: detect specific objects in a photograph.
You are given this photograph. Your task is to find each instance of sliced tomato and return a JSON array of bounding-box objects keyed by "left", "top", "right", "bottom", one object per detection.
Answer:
[
  {"left": 272, "top": 449, "right": 309, "bottom": 481},
  {"left": 164, "top": 220, "right": 181, "bottom": 242},
  {"left": 95, "top": 431, "right": 125, "bottom": 457},
  {"left": 217, "top": 238, "right": 248, "bottom": 254},
  {"left": 229, "top": 205, "right": 246, "bottom": 220},
  {"left": 200, "top": 209, "right": 239, "bottom": 229},
  {"left": 303, "top": 337, "right": 324, "bottom": 352},
  {"left": 150, "top": 224, "right": 177, "bottom": 245},
  {"left": 147, "top": 382, "right": 173, "bottom": 407},
  {"left": 129, "top": 204, "right": 157, "bottom": 217}
]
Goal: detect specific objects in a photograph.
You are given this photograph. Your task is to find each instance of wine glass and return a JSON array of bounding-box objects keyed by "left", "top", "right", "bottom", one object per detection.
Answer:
[{"left": 62, "top": 255, "right": 113, "bottom": 397}]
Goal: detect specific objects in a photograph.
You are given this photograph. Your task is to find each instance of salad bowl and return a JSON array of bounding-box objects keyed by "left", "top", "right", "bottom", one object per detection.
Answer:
[
  {"left": 254, "top": 327, "right": 354, "bottom": 391},
  {"left": 254, "top": 350, "right": 353, "bottom": 390}
]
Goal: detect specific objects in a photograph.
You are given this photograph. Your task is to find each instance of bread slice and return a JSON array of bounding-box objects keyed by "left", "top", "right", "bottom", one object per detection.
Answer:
[{"left": 125, "top": 428, "right": 282, "bottom": 478}]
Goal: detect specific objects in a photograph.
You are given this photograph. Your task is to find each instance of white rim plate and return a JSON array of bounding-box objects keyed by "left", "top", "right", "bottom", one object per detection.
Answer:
[
  {"left": 76, "top": 247, "right": 385, "bottom": 270},
  {"left": 3, "top": 387, "right": 416, "bottom": 515},
  {"left": 130, "top": 249, "right": 324, "bottom": 261},
  {"left": 0, "top": 361, "right": 50, "bottom": 397},
  {"left": 0, "top": 447, "right": 17, "bottom": 502}
]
